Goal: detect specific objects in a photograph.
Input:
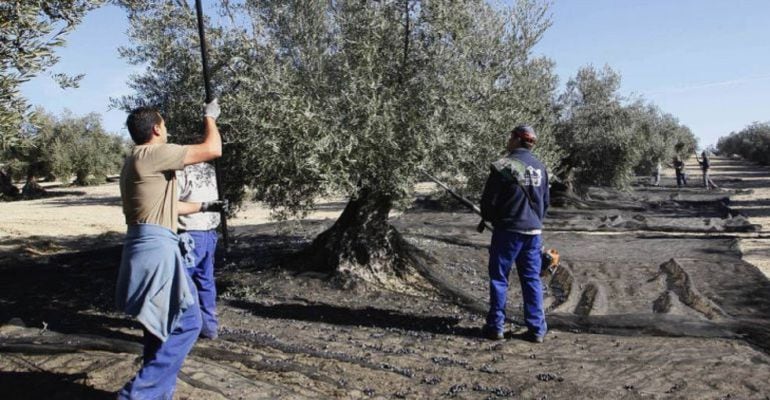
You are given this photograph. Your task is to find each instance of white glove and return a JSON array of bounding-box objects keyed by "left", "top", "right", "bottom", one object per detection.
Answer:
[{"left": 203, "top": 98, "right": 220, "bottom": 120}]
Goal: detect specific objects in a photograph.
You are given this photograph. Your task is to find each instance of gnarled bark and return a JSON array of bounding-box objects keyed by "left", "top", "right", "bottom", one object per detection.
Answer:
[
  {"left": 0, "top": 169, "right": 19, "bottom": 198},
  {"left": 21, "top": 175, "right": 45, "bottom": 198},
  {"left": 305, "top": 188, "right": 431, "bottom": 292}
]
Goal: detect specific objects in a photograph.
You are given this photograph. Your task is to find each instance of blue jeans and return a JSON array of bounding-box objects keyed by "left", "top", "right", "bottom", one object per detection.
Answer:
[
  {"left": 676, "top": 171, "right": 687, "bottom": 187},
  {"left": 186, "top": 230, "right": 219, "bottom": 338},
  {"left": 118, "top": 274, "right": 202, "bottom": 400},
  {"left": 485, "top": 229, "right": 546, "bottom": 337}
]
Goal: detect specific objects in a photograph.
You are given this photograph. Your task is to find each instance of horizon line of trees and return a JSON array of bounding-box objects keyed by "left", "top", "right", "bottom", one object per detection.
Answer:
[
  {"left": 716, "top": 122, "right": 770, "bottom": 165},
  {"left": 0, "top": 108, "right": 127, "bottom": 199}
]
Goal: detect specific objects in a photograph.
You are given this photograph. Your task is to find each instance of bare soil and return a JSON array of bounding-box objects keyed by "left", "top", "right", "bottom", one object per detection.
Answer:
[{"left": 2, "top": 156, "right": 770, "bottom": 399}]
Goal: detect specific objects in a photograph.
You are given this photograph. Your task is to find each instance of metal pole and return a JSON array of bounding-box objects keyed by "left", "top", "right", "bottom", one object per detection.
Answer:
[
  {"left": 195, "top": 0, "right": 229, "bottom": 252},
  {"left": 420, "top": 169, "right": 493, "bottom": 232}
]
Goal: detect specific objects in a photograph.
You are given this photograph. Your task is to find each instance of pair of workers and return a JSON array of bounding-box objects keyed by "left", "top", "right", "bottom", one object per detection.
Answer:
[
  {"left": 113, "top": 100, "right": 551, "bottom": 398},
  {"left": 668, "top": 152, "right": 719, "bottom": 190}
]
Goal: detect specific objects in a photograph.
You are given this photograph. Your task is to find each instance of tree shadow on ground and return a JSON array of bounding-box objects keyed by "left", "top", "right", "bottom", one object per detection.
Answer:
[
  {"left": 44, "top": 195, "right": 121, "bottom": 207},
  {"left": 226, "top": 299, "right": 481, "bottom": 338},
  {"left": 729, "top": 206, "right": 770, "bottom": 219},
  {"left": 0, "top": 233, "right": 123, "bottom": 252},
  {"left": 0, "top": 239, "right": 140, "bottom": 343},
  {"left": 719, "top": 178, "right": 770, "bottom": 190},
  {"left": 219, "top": 231, "right": 313, "bottom": 272},
  {"left": 0, "top": 370, "right": 114, "bottom": 400},
  {"left": 0, "top": 190, "right": 87, "bottom": 202}
]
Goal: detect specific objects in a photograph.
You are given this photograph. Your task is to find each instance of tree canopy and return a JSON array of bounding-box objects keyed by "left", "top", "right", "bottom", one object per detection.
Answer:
[
  {"left": 0, "top": 0, "right": 103, "bottom": 152},
  {"left": 4, "top": 108, "right": 126, "bottom": 187},
  {"left": 114, "top": 0, "right": 560, "bottom": 216},
  {"left": 717, "top": 122, "right": 770, "bottom": 165},
  {"left": 554, "top": 65, "right": 697, "bottom": 193}
]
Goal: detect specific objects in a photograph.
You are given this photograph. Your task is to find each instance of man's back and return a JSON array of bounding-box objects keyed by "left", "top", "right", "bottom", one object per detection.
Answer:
[
  {"left": 120, "top": 143, "right": 188, "bottom": 231},
  {"left": 481, "top": 148, "right": 549, "bottom": 233}
]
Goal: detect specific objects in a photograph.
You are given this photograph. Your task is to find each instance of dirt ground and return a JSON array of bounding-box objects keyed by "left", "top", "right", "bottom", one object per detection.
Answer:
[{"left": 2, "top": 156, "right": 770, "bottom": 399}]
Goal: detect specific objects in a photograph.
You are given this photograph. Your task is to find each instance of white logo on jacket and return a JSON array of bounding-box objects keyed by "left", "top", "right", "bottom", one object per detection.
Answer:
[{"left": 525, "top": 166, "right": 543, "bottom": 187}]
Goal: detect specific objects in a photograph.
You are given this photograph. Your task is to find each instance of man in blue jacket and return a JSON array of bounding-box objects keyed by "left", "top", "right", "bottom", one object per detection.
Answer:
[{"left": 480, "top": 125, "right": 549, "bottom": 343}]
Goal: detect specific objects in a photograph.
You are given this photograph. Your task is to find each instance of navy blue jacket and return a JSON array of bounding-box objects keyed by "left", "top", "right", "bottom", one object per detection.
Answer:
[
  {"left": 480, "top": 148, "right": 549, "bottom": 232},
  {"left": 698, "top": 157, "right": 710, "bottom": 170}
]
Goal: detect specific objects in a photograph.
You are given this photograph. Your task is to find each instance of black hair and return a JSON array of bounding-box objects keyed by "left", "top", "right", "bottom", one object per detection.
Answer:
[{"left": 126, "top": 107, "right": 162, "bottom": 145}]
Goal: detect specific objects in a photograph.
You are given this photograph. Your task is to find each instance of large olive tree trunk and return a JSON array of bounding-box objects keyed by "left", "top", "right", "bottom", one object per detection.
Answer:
[
  {"left": 21, "top": 174, "right": 45, "bottom": 198},
  {"left": 0, "top": 169, "right": 19, "bottom": 198},
  {"left": 306, "top": 188, "right": 429, "bottom": 291}
]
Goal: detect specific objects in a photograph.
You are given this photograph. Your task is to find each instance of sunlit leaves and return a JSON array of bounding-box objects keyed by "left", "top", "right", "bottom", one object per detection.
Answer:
[
  {"left": 0, "top": 0, "right": 103, "bottom": 165},
  {"left": 555, "top": 65, "right": 697, "bottom": 192},
  {"left": 717, "top": 122, "right": 770, "bottom": 165},
  {"left": 7, "top": 109, "right": 125, "bottom": 185}
]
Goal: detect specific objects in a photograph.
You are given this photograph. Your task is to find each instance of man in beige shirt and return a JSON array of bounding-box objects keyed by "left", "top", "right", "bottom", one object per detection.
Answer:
[{"left": 116, "top": 99, "right": 225, "bottom": 400}]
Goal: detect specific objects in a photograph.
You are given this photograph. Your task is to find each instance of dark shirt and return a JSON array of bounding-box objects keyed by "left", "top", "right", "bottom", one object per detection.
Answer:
[
  {"left": 698, "top": 157, "right": 710, "bottom": 170},
  {"left": 480, "top": 148, "right": 549, "bottom": 232},
  {"left": 673, "top": 160, "right": 685, "bottom": 173}
]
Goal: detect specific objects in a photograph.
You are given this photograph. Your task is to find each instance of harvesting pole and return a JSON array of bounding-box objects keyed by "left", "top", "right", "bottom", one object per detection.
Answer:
[
  {"left": 195, "top": 0, "right": 229, "bottom": 252},
  {"left": 419, "top": 169, "right": 493, "bottom": 232}
]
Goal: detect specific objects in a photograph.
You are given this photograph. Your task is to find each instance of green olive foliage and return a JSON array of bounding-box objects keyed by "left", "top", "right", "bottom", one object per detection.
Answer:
[
  {"left": 0, "top": 0, "right": 103, "bottom": 153},
  {"left": 717, "top": 122, "right": 770, "bottom": 165},
  {"left": 7, "top": 109, "right": 126, "bottom": 186},
  {"left": 628, "top": 102, "right": 697, "bottom": 176},
  {"left": 113, "top": 0, "right": 560, "bottom": 219},
  {"left": 554, "top": 65, "right": 696, "bottom": 192}
]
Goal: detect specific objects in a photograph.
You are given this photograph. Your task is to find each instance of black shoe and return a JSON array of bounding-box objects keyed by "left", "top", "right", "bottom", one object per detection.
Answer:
[
  {"left": 481, "top": 325, "right": 504, "bottom": 341},
  {"left": 199, "top": 329, "right": 218, "bottom": 340},
  {"left": 523, "top": 330, "right": 545, "bottom": 343},
  {"left": 513, "top": 330, "right": 545, "bottom": 343}
]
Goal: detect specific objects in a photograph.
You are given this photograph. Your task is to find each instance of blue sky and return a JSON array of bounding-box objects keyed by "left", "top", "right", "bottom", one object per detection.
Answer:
[
  {"left": 20, "top": 1, "right": 770, "bottom": 147},
  {"left": 534, "top": 0, "right": 770, "bottom": 147},
  {"left": 21, "top": 5, "right": 133, "bottom": 136}
]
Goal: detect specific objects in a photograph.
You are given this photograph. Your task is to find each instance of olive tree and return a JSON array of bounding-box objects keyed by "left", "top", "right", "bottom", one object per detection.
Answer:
[
  {"left": 629, "top": 103, "right": 697, "bottom": 176},
  {"left": 717, "top": 122, "right": 770, "bottom": 164},
  {"left": 554, "top": 65, "right": 696, "bottom": 194},
  {"left": 0, "top": 0, "right": 104, "bottom": 195},
  {"left": 554, "top": 65, "right": 638, "bottom": 192},
  {"left": 9, "top": 109, "right": 125, "bottom": 190},
  {"left": 114, "top": 0, "right": 559, "bottom": 284}
]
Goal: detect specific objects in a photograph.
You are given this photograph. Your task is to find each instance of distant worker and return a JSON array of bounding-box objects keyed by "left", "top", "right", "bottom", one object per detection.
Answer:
[
  {"left": 669, "top": 156, "right": 687, "bottom": 188},
  {"left": 479, "top": 125, "right": 550, "bottom": 343},
  {"left": 116, "top": 99, "right": 225, "bottom": 399},
  {"left": 177, "top": 162, "right": 225, "bottom": 340},
  {"left": 695, "top": 150, "right": 718, "bottom": 190},
  {"left": 653, "top": 160, "right": 662, "bottom": 186}
]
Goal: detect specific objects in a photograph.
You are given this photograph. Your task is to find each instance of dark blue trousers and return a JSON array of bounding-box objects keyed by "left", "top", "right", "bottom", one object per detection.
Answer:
[
  {"left": 186, "top": 230, "right": 219, "bottom": 338},
  {"left": 118, "top": 274, "right": 202, "bottom": 400},
  {"left": 485, "top": 229, "right": 547, "bottom": 336},
  {"left": 676, "top": 171, "right": 687, "bottom": 187}
]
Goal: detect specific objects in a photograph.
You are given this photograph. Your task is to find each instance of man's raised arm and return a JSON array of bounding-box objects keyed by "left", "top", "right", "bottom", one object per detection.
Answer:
[{"left": 184, "top": 99, "right": 222, "bottom": 165}]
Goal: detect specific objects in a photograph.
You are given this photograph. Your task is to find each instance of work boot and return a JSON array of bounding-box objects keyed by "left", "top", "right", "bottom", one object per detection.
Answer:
[
  {"left": 520, "top": 330, "right": 545, "bottom": 344},
  {"left": 199, "top": 330, "right": 218, "bottom": 340},
  {"left": 481, "top": 325, "right": 504, "bottom": 341}
]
